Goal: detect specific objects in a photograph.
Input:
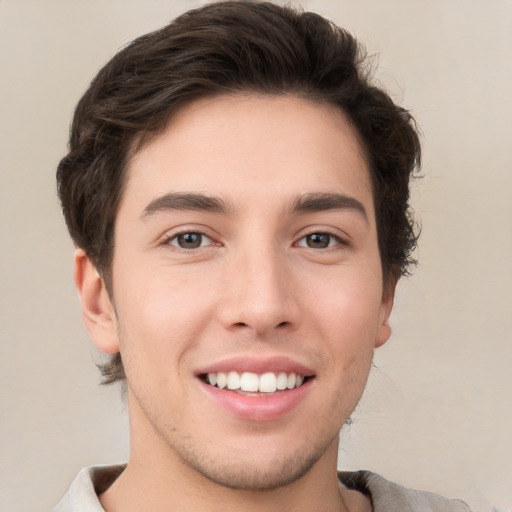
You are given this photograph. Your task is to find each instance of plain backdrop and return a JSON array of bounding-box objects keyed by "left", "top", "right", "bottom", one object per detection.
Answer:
[{"left": 0, "top": 1, "right": 511, "bottom": 511}]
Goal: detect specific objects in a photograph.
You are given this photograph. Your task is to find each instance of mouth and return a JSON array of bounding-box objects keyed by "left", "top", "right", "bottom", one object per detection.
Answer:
[
  {"left": 200, "top": 371, "right": 311, "bottom": 395},
  {"left": 195, "top": 357, "right": 316, "bottom": 421}
]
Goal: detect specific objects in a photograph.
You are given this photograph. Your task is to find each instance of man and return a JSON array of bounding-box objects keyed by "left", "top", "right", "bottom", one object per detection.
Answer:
[{"left": 53, "top": 1, "right": 472, "bottom": 510}]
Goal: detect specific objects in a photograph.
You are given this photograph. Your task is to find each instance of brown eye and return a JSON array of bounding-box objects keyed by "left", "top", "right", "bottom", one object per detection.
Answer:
[{"left": 169, "top": 232, "right": 211, "bottom": 249}]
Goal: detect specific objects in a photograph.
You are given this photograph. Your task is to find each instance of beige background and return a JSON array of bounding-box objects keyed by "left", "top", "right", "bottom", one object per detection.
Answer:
[{"left": 1, "top": 1, "right": 511, "bottom": 511}]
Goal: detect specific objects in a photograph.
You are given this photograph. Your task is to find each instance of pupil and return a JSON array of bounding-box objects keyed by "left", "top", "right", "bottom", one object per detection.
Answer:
[
  {"left": 307, "top": 233, "right": 329, "bottom": 248},
  {"left": 178, "top": 233, "right": 202, "bottom": 248}
]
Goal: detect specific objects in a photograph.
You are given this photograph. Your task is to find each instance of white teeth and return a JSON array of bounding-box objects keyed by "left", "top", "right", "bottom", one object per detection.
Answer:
[
  {"left": 276, "top": 372, "right": 288, "bottom": 390},
  {"left": 240, "top": 372, "right": 259, "bottom": 392},
  {"left": 205, "top": 371, "right": 307, "bottom": 392},
  {"left": 259, "top": 372, "right": 277, "bottom": 393},
  {"left": 227, "top": 371, "right": 240, "bottom": 390},
  {"left": 216, "top": 372, "right": 227, "bottom": 389},
  {"left": 286, "top": 372, "right": 296, "bottom": 390}
]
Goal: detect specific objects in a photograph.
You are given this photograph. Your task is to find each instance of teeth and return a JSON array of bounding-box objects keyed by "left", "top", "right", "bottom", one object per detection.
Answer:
[
  {"left": 259, "top": 372, "right": 277, "bottom": 393},
  {"left": 206, "top": 371, "right": 307, "bottom": 393},
  {"left": 240, "top": 372, "right": 259, "bottom": 392},
  {"left": 276, "top": 372, "right": 288, "bottom": 390},
  {"left": 227, "top": 371, "right": 240, "bottom": 390},
  {"left": 216, "top": 372, "right": 227, "bottom": 389}
]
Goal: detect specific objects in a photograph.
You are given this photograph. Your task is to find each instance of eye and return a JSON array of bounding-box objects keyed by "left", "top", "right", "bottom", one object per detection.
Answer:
[
  {"left": 168, "top": 232, "right": 213, "bottom": 249},
  {"left": 297, "top": 232, "right": 341, "bottom": 249}
]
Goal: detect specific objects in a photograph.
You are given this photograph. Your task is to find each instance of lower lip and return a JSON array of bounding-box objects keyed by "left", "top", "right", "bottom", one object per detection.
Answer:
[{"left": 198, "top": 379, "right": 313, "bottom": 422}]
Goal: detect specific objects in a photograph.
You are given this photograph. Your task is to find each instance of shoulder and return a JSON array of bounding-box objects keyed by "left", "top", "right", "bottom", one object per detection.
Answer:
[
  {"left": 52, "top": 464, "right": 126, "bottom": 512},
  {"left": 338, "top": 470, "right": 473, "bottom": 512}
]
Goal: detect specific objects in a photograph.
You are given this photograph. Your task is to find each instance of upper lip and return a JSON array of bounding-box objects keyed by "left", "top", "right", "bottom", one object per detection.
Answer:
[{"left": 195, "top": 355, "right": 316, "bottom": 377}]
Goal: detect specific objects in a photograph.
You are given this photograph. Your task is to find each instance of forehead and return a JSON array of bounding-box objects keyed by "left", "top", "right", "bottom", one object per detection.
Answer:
[{"left": 122, "top": 94, "right": 373, "bottom": 217}]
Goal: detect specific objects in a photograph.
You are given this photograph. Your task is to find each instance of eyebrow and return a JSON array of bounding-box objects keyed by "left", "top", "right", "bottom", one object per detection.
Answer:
[
  {"left": 141, "top": 191, "right": 368, "bottom": 222},
  {"left": 287, "top": 192, "right": 368, "bottom": 223},
  {"left": 141, "top": 192, "right": 234, "bottom": 219}
]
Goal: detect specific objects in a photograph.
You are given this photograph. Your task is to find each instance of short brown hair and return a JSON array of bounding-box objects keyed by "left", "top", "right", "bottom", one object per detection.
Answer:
[{"left": 57, "top": 0, "right": 421, "bottom": 384}]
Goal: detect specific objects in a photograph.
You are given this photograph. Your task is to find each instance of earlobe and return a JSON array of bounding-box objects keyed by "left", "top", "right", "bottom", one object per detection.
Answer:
[
  {"left": 73, "top": 249, "right": 120, "bottom": 355},
  {"left": 375, "top": 275, "right": 397, "bottom": 348}
]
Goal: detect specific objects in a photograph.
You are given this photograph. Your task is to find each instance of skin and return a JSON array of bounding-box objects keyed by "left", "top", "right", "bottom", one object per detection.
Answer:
[{"left": 75, "top": 94, "right": 394, "bottom": 512}]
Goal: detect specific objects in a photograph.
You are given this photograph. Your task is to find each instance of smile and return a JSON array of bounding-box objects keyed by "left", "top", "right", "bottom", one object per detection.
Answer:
[
  {"left": 203, "top": 371, "right": 307, "bottom": 394},
  {"left": 196, "top": 356, "right": 316, "bottom": 420}
]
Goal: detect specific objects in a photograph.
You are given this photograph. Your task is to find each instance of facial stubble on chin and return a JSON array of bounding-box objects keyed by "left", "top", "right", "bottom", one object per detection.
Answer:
[{"left": 169, "top": 427, "right": 343, "bottom": 492}]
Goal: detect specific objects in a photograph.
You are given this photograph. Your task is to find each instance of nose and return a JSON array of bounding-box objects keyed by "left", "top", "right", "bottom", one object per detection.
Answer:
[{"left": 219, "top": 246, "right": 298, "bottom": 337}]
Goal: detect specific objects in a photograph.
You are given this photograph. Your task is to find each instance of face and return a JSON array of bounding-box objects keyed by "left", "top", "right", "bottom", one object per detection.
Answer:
[{"left": 83, "top": 94, "right": 393, "bottom": 490}]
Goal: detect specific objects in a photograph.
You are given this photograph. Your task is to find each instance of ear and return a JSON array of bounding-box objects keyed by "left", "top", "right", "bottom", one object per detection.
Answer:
[
  {"left": 73, "top": 249, "right": 119, "bottom": 354},
  {"left": 374, "top": 274, "right": 397, "bottom": 348}
]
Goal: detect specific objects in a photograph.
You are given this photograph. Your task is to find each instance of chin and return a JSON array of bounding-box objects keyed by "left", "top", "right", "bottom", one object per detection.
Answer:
[
  {"left": 169, "top": 426, "right": 342, "bottom": 492},
  {"left": 188, "top": 449, "right": 322, "bottom": 491}
]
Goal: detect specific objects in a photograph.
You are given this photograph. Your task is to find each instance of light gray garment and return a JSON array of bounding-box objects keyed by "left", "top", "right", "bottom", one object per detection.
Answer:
[
  {"left": 339, "top": 470, "right": 472, "bottom": 512},
  {"left": 52, "top": 464, "right": 473, "bottom": 511}
]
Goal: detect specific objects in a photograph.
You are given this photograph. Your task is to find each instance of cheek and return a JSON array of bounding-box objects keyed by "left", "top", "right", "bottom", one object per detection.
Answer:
[
  {"left": 302, "top": 271, "right": 383, "bottom": 399},
  {"left": 112, "top": 263, "right": 219, "bottom": 369},
  {"left": 306, "top": 268, "right": 384, "bottom": 344}
]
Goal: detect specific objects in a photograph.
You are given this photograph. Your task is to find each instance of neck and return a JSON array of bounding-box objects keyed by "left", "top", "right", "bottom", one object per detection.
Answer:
[
  {"left": 100, "top": 440, "right": 351, "bottom": 512},
  {"left": 101, "top": 462, "right": 349, "bottom": 512}
]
